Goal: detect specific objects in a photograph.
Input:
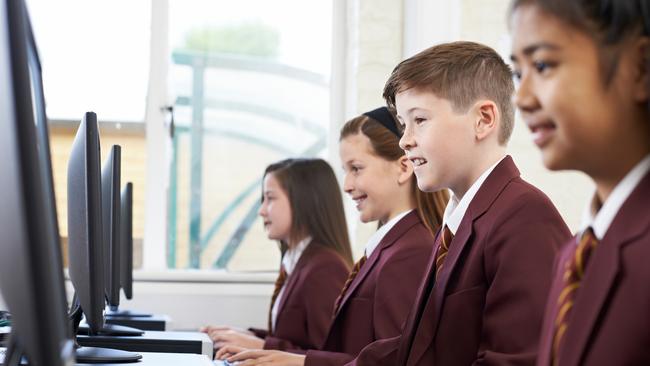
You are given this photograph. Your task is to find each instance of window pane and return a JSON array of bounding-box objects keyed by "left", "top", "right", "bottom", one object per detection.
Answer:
[
  {"left": 168, "top": 0, "right": 333, "bottom": 270},
  {"left": 26, "top": 0, "right": 151, "bottom": 122}
]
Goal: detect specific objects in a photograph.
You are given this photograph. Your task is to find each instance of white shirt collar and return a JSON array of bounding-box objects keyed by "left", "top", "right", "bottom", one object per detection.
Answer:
[
  {"left": 281, "top": 236, "right": 312, "bottom": 275},
  {"left": 364, "top": 210, "right": 413, "bottom": 258},
  {"left": 443, "top": 156, "right": 506, "bottom": 235},
  {"left": 580, "top": 154, "right": 650, "bottom": 240}
]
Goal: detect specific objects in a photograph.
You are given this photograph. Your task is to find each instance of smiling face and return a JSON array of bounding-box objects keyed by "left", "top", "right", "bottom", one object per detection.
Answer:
[
  {"left": 510, "top": 4, "right": 642, "bottom": 175},
  {"left": 339, "top": 133, "right": 406, "bottom": 224},
  {"left": 258, "top": 173, "right": 292, "bottom": 242},
  {"left": 396, "top": 88, "right": 476, "bottom": 194}
]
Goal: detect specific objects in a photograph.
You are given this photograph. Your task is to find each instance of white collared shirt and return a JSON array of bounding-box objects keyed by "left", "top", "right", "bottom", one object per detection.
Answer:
[
  {"left": 364, "top": 210, "right": 413, "bottom": 258},
  {"left": 271, "top": 236, "right": 312, "bottom": 331},
  {"left": 443, "top": 156, "right": 506, "bottom": 235},
  {"left": 579, "top": 154, "right": 650, "bottom": 241}
]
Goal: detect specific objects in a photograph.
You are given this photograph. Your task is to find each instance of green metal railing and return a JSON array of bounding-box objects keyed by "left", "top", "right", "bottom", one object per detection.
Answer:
[{"left": 168, "top": 51, "right": 328, "bottom": 269}]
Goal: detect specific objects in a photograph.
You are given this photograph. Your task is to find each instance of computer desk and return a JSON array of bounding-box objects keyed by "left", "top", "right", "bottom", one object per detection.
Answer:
[
  {"left": 78, "top": 351, "right": 213, "bottom": 365},
  {"left": 77, "top": 330, "right": 213, "bottom": 357},
  {"left": 105, "top": 314, "right": 171, "bottom": 331},
  {"left": 0, "top": 349, "right": 212, "bottom": 366}
]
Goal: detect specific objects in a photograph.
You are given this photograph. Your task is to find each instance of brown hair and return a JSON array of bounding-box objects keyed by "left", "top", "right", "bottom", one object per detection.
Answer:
[
  {"left": 263, "top": 158, "right": 354, "bottom": 266},
  {"left": 509, "top": 0, "right": 650, "bottom": 88},
  {"left": 340, "top": 115, "right": 448, "bottom": 236},
  {"left": 383, "top": 41, "right": 515, "bottom": 145}
]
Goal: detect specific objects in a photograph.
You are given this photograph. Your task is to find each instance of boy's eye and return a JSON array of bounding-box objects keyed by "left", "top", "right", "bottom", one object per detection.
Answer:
[
  {"left": 512, "top": 69, "right": 522, "bottom": 81},
  {"left": 414, "top": 117, "right": 426, "bottom": 125}
]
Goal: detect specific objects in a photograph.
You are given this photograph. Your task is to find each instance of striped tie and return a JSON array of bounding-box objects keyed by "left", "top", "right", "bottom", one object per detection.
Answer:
[
  {"left": 551, "top": 228, "right": 598, "bottom": 365},
  {"left": 333, "top": 255, "right": 367, "bottom": 315},
  {"left": 268, "top": 266, "right": 288, "bottom": 333},
  {"left": 435, "top": 226, "right": 454, "bottom": 277}
]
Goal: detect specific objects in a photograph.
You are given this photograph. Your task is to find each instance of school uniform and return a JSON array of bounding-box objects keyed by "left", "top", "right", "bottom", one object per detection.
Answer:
[
  {"left": 304, "top": 209, "right": 435, "bottom": 366},
  {"left": 347, "top": 155, "right": 571, "bottom": 366},
  {"left": 537, "top": 155, "right": 650, "bottom": 366},
  {"left": 250, "top": 238, "right": 350, "bottom": 351}
]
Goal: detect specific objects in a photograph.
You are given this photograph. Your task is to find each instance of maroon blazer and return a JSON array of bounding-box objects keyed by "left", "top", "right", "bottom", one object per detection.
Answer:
[
  {"left": 537, "top": 170, "right": 650, "bottom": 366},
  {"left": 348, "top": 156, "right": 571, "bottom": 366},
  {"left": 250, "top": 242, "right": 350, "bottom": 351},
  {"left": 304, "top": 210, "right": 435, "bottom": 366}
]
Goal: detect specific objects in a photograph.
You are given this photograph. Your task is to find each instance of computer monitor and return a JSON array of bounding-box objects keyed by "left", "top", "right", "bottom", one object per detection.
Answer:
[
  {"left": 105, "top": 182, "right": 152, "bottom": 318},
  {"left": 68, "top": 111, "right": 106, "bottom": 334},
  {"left": 121, "top": 182, "right": 134, "bottom": 300},
  {"left": 0, "top": 0, "right": 74, "bottom": 364},
  {"left": 67, "top": 113, "right": 142, "bottom": 361},
  {"left": 102, "top": 145, "right": 122, "bottom": 310}
]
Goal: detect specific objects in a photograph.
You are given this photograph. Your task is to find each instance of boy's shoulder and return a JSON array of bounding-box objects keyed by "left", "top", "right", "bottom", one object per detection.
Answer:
[{"left": 469, "top": 156, "right": 563, "bottom": 225}]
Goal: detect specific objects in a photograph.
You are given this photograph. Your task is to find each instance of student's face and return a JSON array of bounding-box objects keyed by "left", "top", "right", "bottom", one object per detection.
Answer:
[
  {"left": 340, "top": 133, "right": 405, "bottom": 224},
  {"left": 510, "top": 5, "right": 639, "bottom": 172},
  {"left": 258, "top": 173, "right": 292, "bottom": 242},
  {"left": 396, "top": 89, "right": 475, "bottom": 192}
]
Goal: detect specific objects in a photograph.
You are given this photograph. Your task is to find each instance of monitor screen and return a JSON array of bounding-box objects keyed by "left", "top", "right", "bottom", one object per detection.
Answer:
[{"left": 0, "top": 0, "right": 74, "bottom": 364}]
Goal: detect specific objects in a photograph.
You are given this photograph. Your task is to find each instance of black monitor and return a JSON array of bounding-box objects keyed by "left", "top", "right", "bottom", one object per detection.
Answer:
[
  {"left": 0, "top": 0, "right": 74, "bottom": 364},
  {"left": 67, "top": 112, "right": 106, "bottom": 333},
  {"left": 105, "top": 182, "right": 151, "bottom": 318},
  {"left": 121, "top": 182, "right": 134, "bottom": 301},
  {"left": 101, "top": 145, "right": 122, "bottom": 310},
  {"left": 67, "top": 112, "right": 142, "bottom": 362}
]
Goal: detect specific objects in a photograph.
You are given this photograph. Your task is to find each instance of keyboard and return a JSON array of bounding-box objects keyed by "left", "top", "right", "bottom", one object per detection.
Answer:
[{"left": 213, "top": 360, "right": 239, "bottom": 366}]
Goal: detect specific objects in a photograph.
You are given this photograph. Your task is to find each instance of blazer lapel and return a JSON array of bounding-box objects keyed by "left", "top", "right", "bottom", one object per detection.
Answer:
[
  {"left": 397, "top": 229, "right": 440, "bottom": 365},
  {"left": 560, "top": 171, "right": 650, "bottom": 366},
  {"left": 537, "top": 244, "right": 575, "bottom": 366},
  {"left": 275, "top": 243, "right": 317, "bottom": 325},
  {"left": 408, "top": 156, "right": 520, "bottom": 366},
  {"left": 334, "top": 211, "right": 421, "bottom": 318},
  {"left": 407, "top": 216, "right": 473, "bottom": 366}
]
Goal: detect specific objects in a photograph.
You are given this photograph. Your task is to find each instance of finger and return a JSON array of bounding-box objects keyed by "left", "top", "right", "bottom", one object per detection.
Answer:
[{"left": 227, "top": 350, "right": 269, "bottom": 361}]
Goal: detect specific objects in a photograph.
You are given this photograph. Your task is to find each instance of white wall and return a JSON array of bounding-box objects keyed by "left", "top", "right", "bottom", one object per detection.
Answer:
[{"left": 66, "top": 271, "right": 275, "bottom": 331}]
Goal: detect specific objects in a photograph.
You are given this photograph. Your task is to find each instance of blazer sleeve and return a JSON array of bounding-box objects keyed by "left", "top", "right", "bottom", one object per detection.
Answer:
[
  {"left": 343, "top": 335, "right": 401, "bottom": 366},
  {"left": 473, "top": 191, "right": 570, "bottom": 365},
  {"left": 265, "top": 259, "right": 349, "bottom": 352},
  {"left": 248, "top": 327, "right": 269, "bottom": 339}
]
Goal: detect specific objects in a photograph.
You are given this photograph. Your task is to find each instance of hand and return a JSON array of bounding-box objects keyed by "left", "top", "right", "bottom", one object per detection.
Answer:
[
  {"left": 226, "top": 349, "right": 306, "bottom": 366},
  {"left": 211, "top": 329, "right": 265, "bottom": 350},
  {"left": 200, "top": 325, "right": 253, "bottom": 335},
  {"left": 215, "top": 345, "right": 248, "bottom": 360}
]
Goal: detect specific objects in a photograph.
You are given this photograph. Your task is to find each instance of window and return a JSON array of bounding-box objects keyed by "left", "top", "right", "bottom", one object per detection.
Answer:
[
  {"left": 27, "top": 0, "right": 151, "bottom": 268},
  {"left": 167, "top": 0, "right": 334, "bottom": 270}
]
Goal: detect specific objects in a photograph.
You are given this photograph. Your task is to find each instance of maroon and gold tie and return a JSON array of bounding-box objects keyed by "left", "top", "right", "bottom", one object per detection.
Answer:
[
  {"left": 268, "top": 266, "right": 288, "bottom": 333},
  {"left": 333, "top": 255, "right": 367, "bottom": 315},
  {"left": 551, "top": 228, "right": 598, "bottom": 365},
  {"left": 435, "top": 226, "right": 454, "bottom": 277}
]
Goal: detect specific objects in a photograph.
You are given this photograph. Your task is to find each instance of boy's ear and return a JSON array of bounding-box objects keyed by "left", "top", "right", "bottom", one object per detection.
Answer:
[
  {"left": 633, "top": 36, "right": 650, "bottom": 102},
  {"left": 396, "top": 155, "right": 414, "bottom": 185},
  {"left": 473, "top": 100, "right": 499, "bottom": 142}
]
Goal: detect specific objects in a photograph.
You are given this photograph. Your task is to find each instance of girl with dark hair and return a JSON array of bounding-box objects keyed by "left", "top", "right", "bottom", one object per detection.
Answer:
[
  {"left": 510, "top": 1, "right": 650, "bottom": 365},
  {"left": 202, "top": 158, "right": 352, "bottom": 353},
  {"left": 215, "top": 107, "right": 448, "bottom": 366}
]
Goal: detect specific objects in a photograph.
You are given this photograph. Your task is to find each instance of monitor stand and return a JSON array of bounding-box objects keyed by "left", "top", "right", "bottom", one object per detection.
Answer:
[
  {"left": 69, "top": 294, "right": 142, "bottom": 363},
  {"left": 77, "top": 322, "right": 144, "bottom": 336},
  {"left": 106, "top": 306, "right": 152, "bottom": 318}
]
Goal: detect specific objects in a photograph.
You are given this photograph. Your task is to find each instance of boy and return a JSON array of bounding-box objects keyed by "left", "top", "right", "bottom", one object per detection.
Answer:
[{"left": 349, "top": 41, "right": 571, "bottom": 365}]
